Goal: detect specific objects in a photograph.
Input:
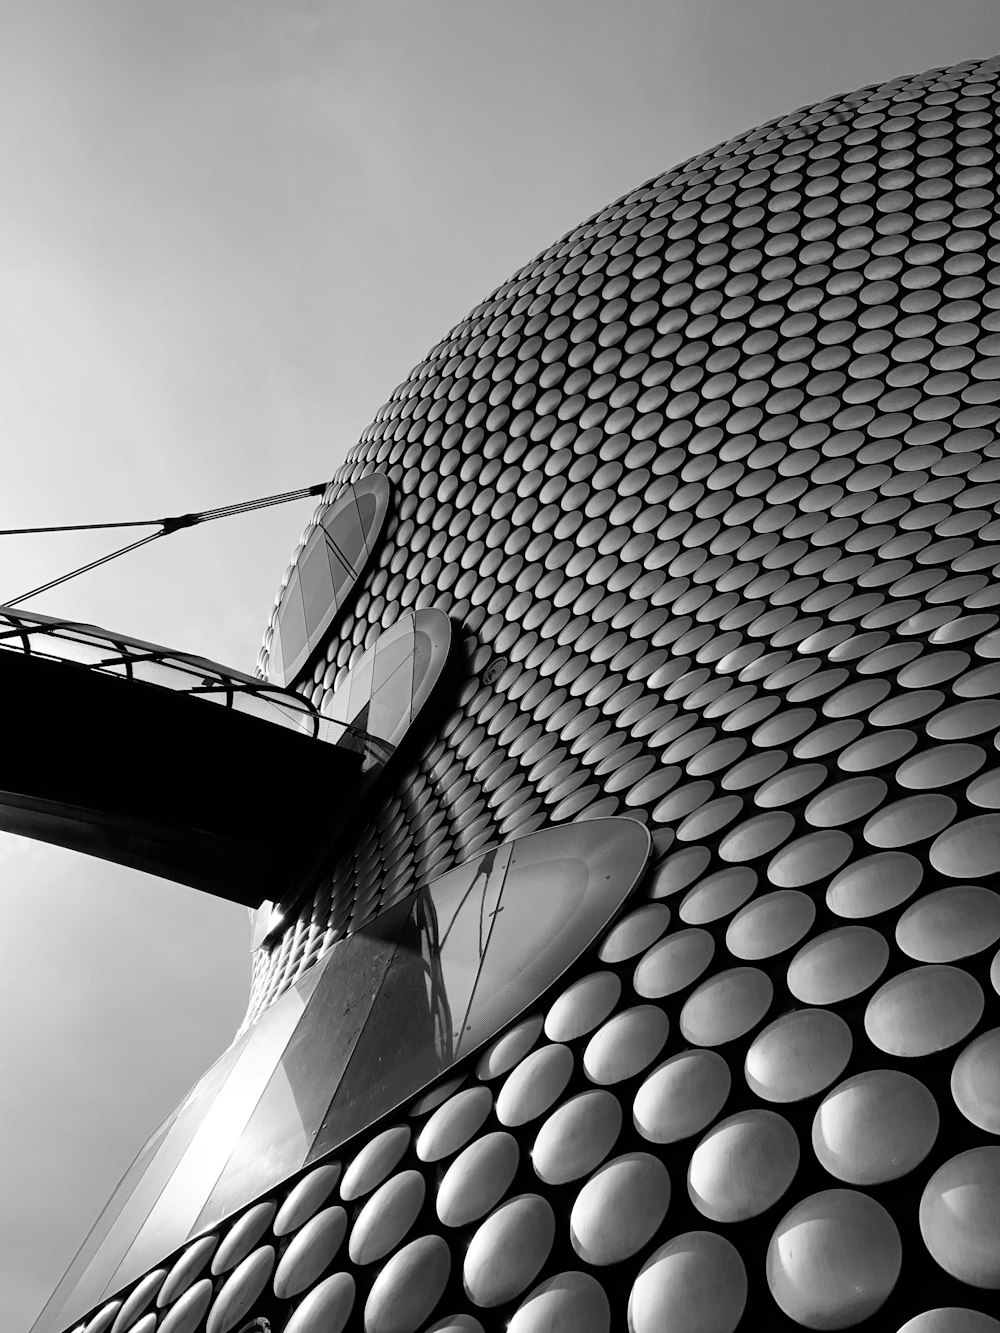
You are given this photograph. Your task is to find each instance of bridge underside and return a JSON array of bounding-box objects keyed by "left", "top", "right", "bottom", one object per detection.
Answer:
[{"left": 0, "top": 651, "right": 362, "bottom": 907}]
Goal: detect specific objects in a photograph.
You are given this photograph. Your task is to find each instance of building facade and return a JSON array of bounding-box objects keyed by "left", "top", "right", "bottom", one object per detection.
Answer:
[{"left": 29, "top": 52, "right": 1000, "bottom": 1333}]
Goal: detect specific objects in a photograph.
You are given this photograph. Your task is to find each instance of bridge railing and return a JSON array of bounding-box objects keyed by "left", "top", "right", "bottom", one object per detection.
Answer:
[{"left": 0, "top": 606, "right": 391, "bottom": 765}]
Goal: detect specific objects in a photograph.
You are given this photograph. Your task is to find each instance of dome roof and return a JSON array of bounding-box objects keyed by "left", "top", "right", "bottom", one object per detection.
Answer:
[{"left": 250, "top": 51, "right": 1000, "bottom": 1021}]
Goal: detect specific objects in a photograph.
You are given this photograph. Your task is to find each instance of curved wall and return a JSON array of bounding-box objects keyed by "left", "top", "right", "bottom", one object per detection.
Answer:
[{"left": 49, "top": 52, "right": 1000, "bottom": 1333}]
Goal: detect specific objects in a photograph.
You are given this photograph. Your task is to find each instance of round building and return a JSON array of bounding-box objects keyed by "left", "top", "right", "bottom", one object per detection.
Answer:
[{"left": 36, "top": 51, "right": 1000, "bottom": 1333}]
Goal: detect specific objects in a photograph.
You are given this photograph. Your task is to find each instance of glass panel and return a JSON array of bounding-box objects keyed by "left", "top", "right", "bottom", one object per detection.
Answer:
[
  {"left": 307, "top": 821, "right": 651, "bottom": 1154},
  {"left": 97, "top": 661, "right": 132, "bottom": 679},
  {"left": 324, "top": 504, "right": 362, "bottom": 589},
  {"left": 369, "top": 628, "right": 414, "bottom": 694},
  {"left": 27, "top": 630, "right": 97, "bottom": 664},
  {"left": 365, "top": 661, "right": 414, "bottom": 749},
  {"left": 306, "top": 844, "right": 511, "bottom": 1159},
  {"left": 411, "top": 629, "right": 433, "bottom": 694},
  {"left": 254, "top": 686, "right": 311, "bottom": 709},
  {"left": 187, "top": 687, "right": 230, "bottom": 707},
  {"left": 29, "top": 633, "right": 114, "bottom": 668},
  {"left": 274, "top": 565, "right": 307, "bottom": 685},
  {"left": 193, "top": 898, "right": 412, "bottom": 1229},
  {"left": 427, "top": 842, "right": 511, "bottom": 1049},
  {"left": 298, "top": 536, "right": 336, "bottom": 641},
  {"left": 455, "top": 819, "right": 650, "bottom": 1058},
  {"left": 269, "top": 474, "right": 390, "bottom": 687},
  {"left": 319, "top": 609, "right": 451, "bottom": 775},
  {"left": 264, "top": 695, "right": 314, "bottom": 732},
  {"left": 225, "top": 687, "right": 313, "bottom": 735},
  {"left": 267, "top": 620, "right": 285, "bottom": 684},
  {"left": 165, "top": 651, "right": 257, "bottom": 685}
]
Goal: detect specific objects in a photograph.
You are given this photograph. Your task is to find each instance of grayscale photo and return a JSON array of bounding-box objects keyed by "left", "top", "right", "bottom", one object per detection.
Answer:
[{"left": 1, "top": 3, "right": 999, "bottom": 1332}]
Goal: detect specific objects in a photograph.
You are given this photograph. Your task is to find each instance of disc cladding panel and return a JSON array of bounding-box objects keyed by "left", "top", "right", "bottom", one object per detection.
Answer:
[{"left": 49, "top": 52, "right": 1000, "bottom": 1333}]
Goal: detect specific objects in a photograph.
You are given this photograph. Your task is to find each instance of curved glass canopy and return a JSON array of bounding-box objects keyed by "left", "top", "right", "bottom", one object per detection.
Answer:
[
  {"left": 268, "top": 473, "right": 391, "bottom": 687},
  {"left": 319, "top": 607, "right": 452, "bottom": 774},
  {"left": 34, "top": 817, "right": 651, "bottom": 1333}
]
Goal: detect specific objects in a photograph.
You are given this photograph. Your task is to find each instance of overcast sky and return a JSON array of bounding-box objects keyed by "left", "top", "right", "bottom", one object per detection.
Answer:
[{"left": 2, "top": 2, "right": 998, "bottom": 1327}]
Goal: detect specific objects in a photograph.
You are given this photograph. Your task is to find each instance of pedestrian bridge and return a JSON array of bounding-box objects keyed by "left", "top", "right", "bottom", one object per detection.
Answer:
[{"left": 0, "top": 607, "right": 382, "bottom": 907}]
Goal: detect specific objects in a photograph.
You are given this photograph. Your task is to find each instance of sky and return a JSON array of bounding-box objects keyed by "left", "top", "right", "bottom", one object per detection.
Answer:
[{"left": 1, "top": 1, "right": 997, "bottom": 1327}]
